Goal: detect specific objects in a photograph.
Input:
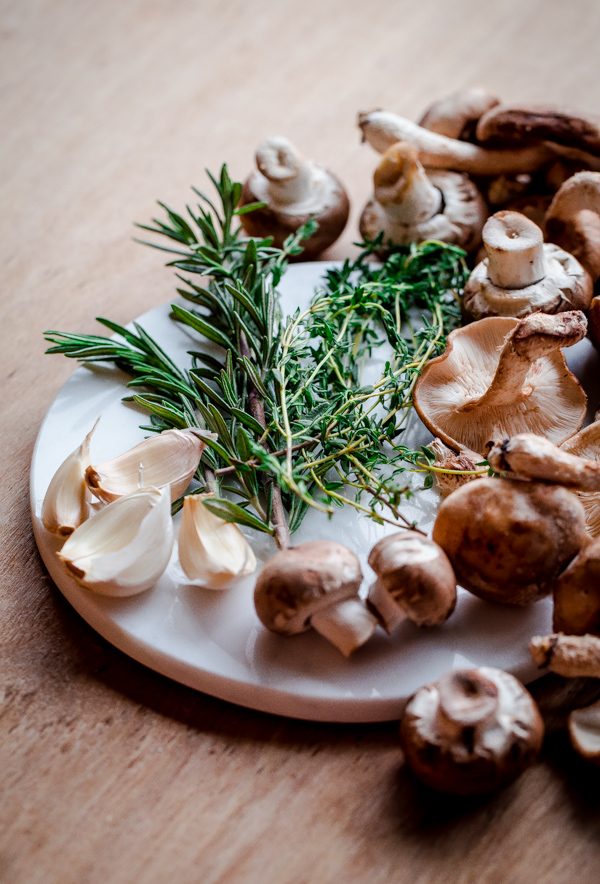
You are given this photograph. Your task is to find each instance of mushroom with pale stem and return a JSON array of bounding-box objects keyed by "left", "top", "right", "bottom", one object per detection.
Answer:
[
  {"left": 529, "top": 632, "right": 600, "bottom": 678},
  {"left": 432, "top": 477, "right": 587, "bottom": 605},
  {"left": 545, "top": 171, "right": 600, "bottom": 282},
  {"left": 400, "top": 667, "right": 544, "bottom": 795},
  {"left": 561, "top": 421, "right": 600, "bottom": 537},
  {"left": 253, "top": 540, "right": 378, "bottom": 657},
  {"left": 487, "top": 432, "right": 600, "bottom": 491},
  {"left": 413, "top": 311, "right": 588, "bottom": 457},
  {"left": 238, "top": 136, "right": 350, "bottom": 258},
  {"left": 418, "top": 87, "right": 500, "bottom": 141},
  {"left": 359, "top": 142, "right": 486, "bottom": 254},
  {"left": 366, "top": 531, "right": 456, "bottom": 633},
  {"left": 358, "top": 110, "right": 554, "bottom": 176},
  {"left": 463, "top": 211, "right": 592, "bottom": 320}
]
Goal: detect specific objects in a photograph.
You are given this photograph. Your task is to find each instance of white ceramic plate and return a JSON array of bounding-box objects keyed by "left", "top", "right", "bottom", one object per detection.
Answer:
[{"left": 30, "top": 262, "right": 600, "bottom": 723}]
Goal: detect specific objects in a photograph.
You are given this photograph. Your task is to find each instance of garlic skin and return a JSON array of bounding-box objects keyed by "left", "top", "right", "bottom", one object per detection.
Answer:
[
  {"left": 85, "top": 428, "right": 210, "bottom": 504},
  {"left": 57, "top": 485, "right": 173, "bottom": 596},
  {"left": 178, "top": 494, "right": 257, "bottom": 588},
  {"left": 41, "top": 420, "right": 97, "bottom": 537}
]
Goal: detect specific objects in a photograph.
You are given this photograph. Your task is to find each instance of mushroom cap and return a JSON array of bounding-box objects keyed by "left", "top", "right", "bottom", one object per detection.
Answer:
[
  {"left": 238, "top": 139, "right": 349, "bottom": 257},
  {"left": 561, "top": 421, "right": 600, "bottom": 537},
  {"left": 359, "top": 156, "right": 486, "bottom": 254},
  {"left": 367, "top": 531, "right": 456, "bottom": 630},
  {"left": 569, "top": 698, "right": 600, "bottom": 764},
  {"left": 254, "top": 540, "right": 363, "bottom": 635},
  {"left": 432, "top": 477, "right": 587, "bottom": 605},
  {"left": 400, "top": 667, "right": 544, "bottom": 795},
  {"left": 418, "top": 87, "right": 500, "bottom": 141},
  {"left": 413, "top": 316, "right": 587, "bottom": 455},
  {"left": 475, "top": 103, "right": 600, "bottom": 156},
  {"left": 553, "top": 536, "right": 600, "bottom": 635},
  {"left": 463, "top": 244, "right": 593, "bottom": 320},
  {"left": 545, "top": 172, "right": 600, "bottom": 282}
]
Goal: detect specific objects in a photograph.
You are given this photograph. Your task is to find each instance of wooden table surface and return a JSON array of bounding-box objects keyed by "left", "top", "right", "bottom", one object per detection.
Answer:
[{"left": 4, "top": 1, "right": 600, "bottom": 881}]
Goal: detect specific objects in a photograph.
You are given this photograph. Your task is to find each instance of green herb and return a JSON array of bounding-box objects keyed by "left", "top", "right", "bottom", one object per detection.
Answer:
[{"left": 45, "top": 166, "right": 468, "bottom": 547}]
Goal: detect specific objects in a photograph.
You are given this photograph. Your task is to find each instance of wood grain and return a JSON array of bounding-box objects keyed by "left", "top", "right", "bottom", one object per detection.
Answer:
[{"left": 3, "top": 0, "right": 600, "bottom": 881}]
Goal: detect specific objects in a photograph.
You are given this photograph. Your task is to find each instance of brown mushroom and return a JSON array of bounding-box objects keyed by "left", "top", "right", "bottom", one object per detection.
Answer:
[
  {"left": 366, "top": 531, "right": 456, "bottom": 633},
  {"left": 359, "top": 142, "right": 486, "bottom": 254},
  {"left": 432, "top": 477, "right": 587, "bottom": 605},
  {"left": 561, "top": 421, "right": 600, "bottom": 538},
  {"left": 463, "top": 211, "right": 592, "bottom": 320},
  {"left": 253, "top": 540, "right": 377, "bottom": 657},
  {"left": 358, "top": 110, "right": 554, "bottom": 176},
  {"left": 488, "top": 432, "right": 600, "bottom": 491},
  {"left": 418, "top": 87, "right": 500, "bottom": 141},
  {"left": 475, "top": 103, "right": 600, "bottom": 158},
  {"left": 545, "top": 171, "right": 600, "bottom": 282},
  {"left": 400, "top": 667, "right": 544, "bottom": 795},
  {"left": 413, "top": 311, "right": 588, "bottom": 457},
  {"left": 238, "top": 136, "right": 350, "bottom": 257},
  {"left": 569, "top": 699, "right": 600, "bottom": 765},
  {"left": 553, "top": 537, "right": 600, "bottom": 635}
]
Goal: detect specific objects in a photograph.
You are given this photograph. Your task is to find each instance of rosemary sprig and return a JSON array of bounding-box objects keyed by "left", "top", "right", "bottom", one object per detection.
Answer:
[{"left": 45, "top": 166, "right": 468, "bottom": 545}]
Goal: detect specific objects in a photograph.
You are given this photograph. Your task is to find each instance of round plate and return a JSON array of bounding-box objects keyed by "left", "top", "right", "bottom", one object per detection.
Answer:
[{"left": 30, "top": 262, "right": 599, "bottom": 723}]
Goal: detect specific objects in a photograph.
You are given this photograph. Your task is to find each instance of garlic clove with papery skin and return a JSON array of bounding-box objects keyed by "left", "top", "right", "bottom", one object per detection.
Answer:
[
  {"left": 85, "top": 428, "right": 212, "bottom": 504},
  {"left": 41, "top": 419, "right": 98, "bottom": 537},
  {"left": 177, "top": 494, "right": 256, "bottom": 588},
  {"left": 57, "top": 485, "right": 173, "bottom": 596}
]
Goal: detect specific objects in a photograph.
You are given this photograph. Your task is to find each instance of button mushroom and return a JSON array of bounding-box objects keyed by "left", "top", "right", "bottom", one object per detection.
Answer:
[
  {"left": 413, "top": 310, "right": 588, "bottom": 456},
  {"left": 432, "top": 476, "right": 587, "bottom": 605},
  {"left": 238, "top": 136, "right": 350, "bottom": 257},
  {"left": 253, "top": 540, "right": 378, "bottom": 657},
  {"left": 359, "top": 142, "right": 486, "bottom": 254},
  {"left": 463, "top": 210, "right": 592, "bottom": 320},
  {"left": 418, "top": 87, "right": 500, "bottom": 142},
  {"left": 400, "top": 667, "right": 544, "bottom": 795},
  {"left": 366, "top": 531, "right": 456, "bottom": 633}
]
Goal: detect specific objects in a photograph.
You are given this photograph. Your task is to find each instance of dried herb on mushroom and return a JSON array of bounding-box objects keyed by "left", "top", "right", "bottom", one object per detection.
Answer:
[{"left": 45, "top": 165, "right": 468, "bottom": 546}]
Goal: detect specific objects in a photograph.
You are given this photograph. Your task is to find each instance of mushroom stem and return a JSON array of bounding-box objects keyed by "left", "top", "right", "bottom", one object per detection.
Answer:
[
  {"left": 358, "top": 110, "right": 554, "bottom": 175},
  {"left": 255, "top": 137, "right": 312, "bottom": 207},
  {"left": 436, "top": 670, "right": 499, "bottom": 733},
  {"left": 484, "top": 211, "right": 547, "bottom": 289},
  {"left": 373, "top": 142, "right": 442, "bottom": 224},
  {"left": 367, "top": 577, "right": 409, "bottom": 633},
  {"left": 310, "top": 599, "right": 378, "bottom": 658},
  {"left": 460, "top": 311, "right": 587, "bottom": 411},
  {"left": 529, "top": 633, "right": 600, "bottom": 678},
  {"left": 488, "top": 433, "right": 600, "bottom": 490}
]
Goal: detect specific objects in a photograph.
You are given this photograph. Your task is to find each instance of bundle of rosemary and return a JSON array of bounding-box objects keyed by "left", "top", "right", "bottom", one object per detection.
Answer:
[{"left": 45, "top": 166, "right": 468, "bottom": 549}]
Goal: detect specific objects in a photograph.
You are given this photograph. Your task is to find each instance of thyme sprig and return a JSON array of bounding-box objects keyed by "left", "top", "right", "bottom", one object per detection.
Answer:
[{"left": 45, "top": 166, "right": 468, "bottom": 546}]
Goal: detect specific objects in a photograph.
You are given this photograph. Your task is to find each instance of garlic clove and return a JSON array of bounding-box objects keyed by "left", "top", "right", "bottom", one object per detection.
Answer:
[
  {"left": 178, "top": 493, "right": 257, "bottom": 588},
  {"left": 41, "top": 419, "right": 98, "bottom": 537},
  {"left": 57, "top": 485, "right": 173, "bottom": 596},
  {"left": 85, "top": 428, "right": 212, "bottom": 504}
]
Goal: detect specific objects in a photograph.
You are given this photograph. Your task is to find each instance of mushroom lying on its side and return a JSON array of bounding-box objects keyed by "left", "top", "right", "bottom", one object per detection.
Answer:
[
  {"left": 400, "top": 667, "right": 544, "bottom": 795},
  {"left": 418, "top": 87, "right": 500, "bottom": 142},
  {"left": 359, "top": 142, "right": 486, "bottom": 254},
  {"left": 367, "top": 531, "right": 456, "bottom": 633},
  {"left": 414, "top": 311, "right": 588, "bottom": 457},
  {"left": 238, "top": 136, "right": 349, "bottom": 258},
  {"left": 463, "top": 211, "right": 592, "bottom": 320},
  {"left": 253, "top": 540, "right": 377, "bottom": 657},
  {"left": 432, "top": 477, "right": 587, "bottom": 605}
]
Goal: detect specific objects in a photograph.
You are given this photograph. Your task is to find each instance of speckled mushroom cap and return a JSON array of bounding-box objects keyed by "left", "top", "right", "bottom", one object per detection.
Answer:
[
  {"left": 400, "top": 667, "right": 544, "bottom": 795},
  {"left": 238, "top": 136, "right": 350, "bottom": 258},
  {"left": 413, "top": 313, "right": 587, "bottom": 456},
  {"left": 432, "top": 477, "right": 587, "bottom": 605},
  {"left": 254, "top": 540, "right": 363, "bottom": 635}
]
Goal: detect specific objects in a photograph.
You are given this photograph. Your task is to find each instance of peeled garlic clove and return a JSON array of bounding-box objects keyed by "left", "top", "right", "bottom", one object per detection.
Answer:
[
  {"left": 57, "top": 485, "right": 173, "bottom": 596},
  {"left": 178, "top": 494, "right": 257, "bottom": 588},
  {"left": 85, "top": 428, "right": 211, "bottom": 504},
  {"left": 41, "top": 420, "right": 98, "bottom": 537}
]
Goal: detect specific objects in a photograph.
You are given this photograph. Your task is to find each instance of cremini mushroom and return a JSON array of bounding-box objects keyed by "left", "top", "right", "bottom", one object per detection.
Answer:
[
  {"left": 400, "top": 667, "right": 544, "bottom": 795},
  {"left": 545, "top": 171, "right": 600, "bottom": 282},
  {"left": 418, "top": 87, "right": 500, "bottom": 141},
  {"left": 359, "top": 142, "right": 486, "bottom": 254},
  {"left": 529, "top": 632, "right": 600, "bottom": 678},
  {"left": 366, "top": 531, "right": 456, "bottom": 633},
  {"left": 358, "top": 110, "right": 554, "bottom": 176},
  {"left": 553, "top": 536, "right": 600, "bottom": 635},
  {"left": 238, "top": 136, "right": 349, "bottom": 257},
  {"left": 463, "top": 211, "right": 592, "bottom": 320},
  {"left": 253, "top": 540, "right": 378, "bottom": 657},
  {"left": 475, "top": 103, "right": 600, "bottom": 159},
  {"left": 432, "top": 476, "right": 587, "bottom": 605},
  {"left": 413, "top": 311, "right": 588, "bottom": 456},
  {"left": 562, "top": 421, "right": 600, "bottom": 537},
  {"left": 569, "top": 699, "right": 600, "bottom": 765}
]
